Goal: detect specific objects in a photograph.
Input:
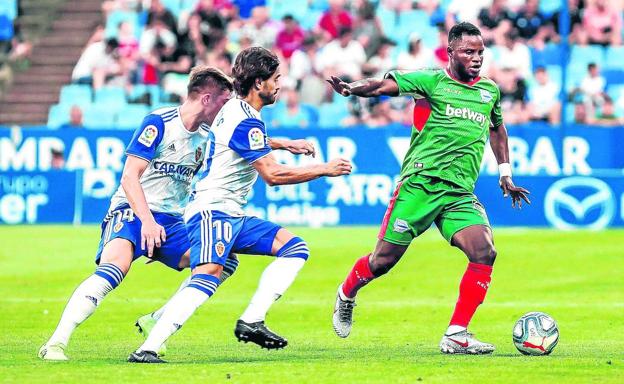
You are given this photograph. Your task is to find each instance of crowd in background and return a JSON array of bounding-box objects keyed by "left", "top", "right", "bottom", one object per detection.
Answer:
[{"left": 23, "top": 0, "right": 624, "bottom": 127}]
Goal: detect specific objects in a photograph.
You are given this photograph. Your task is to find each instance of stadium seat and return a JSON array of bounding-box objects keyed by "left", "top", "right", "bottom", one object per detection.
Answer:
[
  {"left": 115, "top": 104, "right": 150, "bottom": 130},
  {"left": 308, "top": 0, "right": 329, "bottom": 11},
  {"left": 376, "top": 5, "right": 398, "bottom": 38},
  {"left": 607, "top": 84, "right": 624, "bottom": 101},
  {"left": 570, "top": 45, "right": 605, "bottom": 67},
  {"left": 299, "top": 10, "right": 323, "bottom": 31},
  {"left": 104, "top": 10, "right": 141, "bottom": 39},
  {"left": 0, "top": 15, "right": 13, "bottom": 41},
  {"left": 539, "top": 0, "right": 562, "bottom": 17},
  {"left": 94, "top": 86, "right": 128, "bottom": 110},
  {"left": 83, "top": 105, "right": 116, "bottom": 129},
  {"left": 604, "top": 46, "right": 624, "bottom": 70},
  {"left": 565, "top": 63, "right": 588, "bottom": 91},
  {"left": 318, "top": 103, "right": 349, "bottom": 128},
  {"left": 161, "top": 0, "right": 182, "bottom": 16},
  {"left": 59, "top": 85, "right": 93, "bottom": 108},
  {"left": 0, "top": 0, "right": 17, "bottom": 20},
  {"left": 128, "top": 84, "right": 160, "bottom": 105},
  {"left": 301, "top": 104, "right": 319, "bottom": 126},
  {"left": 603, "top": 69, "right": 624, "bottom": 86},
  {"left": 545, "top": 65, "right": 562, "bottom": 93},
  {"left": 267, "top": 0, "right": 308, "bottom": 21},
  {"left": 47, "top": 104, "right": 71, "bottom": 129}
]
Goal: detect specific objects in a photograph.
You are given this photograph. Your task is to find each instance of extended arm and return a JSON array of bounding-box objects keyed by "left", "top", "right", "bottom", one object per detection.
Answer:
[
  {"left": 120, "top": 155, "right": 166, "bottom": 256},
  {"left": 327, "top": 76, "right": 399, "bottom": 98},
  {"left": 489, "top": 123, "right": 530, "bottom": 208},
  {"left": 268, "top": 137, "right": 316, "bottom": 157},
  {"left": 252, "top": 153, "right": 351, "bottom": 186}
]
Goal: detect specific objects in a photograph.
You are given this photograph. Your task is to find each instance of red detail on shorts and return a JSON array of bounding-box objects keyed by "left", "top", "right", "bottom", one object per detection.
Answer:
[
  {"left": 377, "top": 181, "right": 404, "bottom": 240},
  {"left": 412, "top": 99, "right": 431, "bottom": 132}
]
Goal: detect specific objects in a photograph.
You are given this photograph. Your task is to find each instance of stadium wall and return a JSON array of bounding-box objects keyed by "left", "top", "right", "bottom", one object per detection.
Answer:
[{"left": 0, "top": 125, "right": 623, "bottom": 229}]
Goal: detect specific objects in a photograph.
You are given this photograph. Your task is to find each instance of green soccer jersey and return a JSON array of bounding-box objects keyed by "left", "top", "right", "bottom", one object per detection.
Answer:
[{"left": 386, "top": 68, "right": 503, "bottom": 192}]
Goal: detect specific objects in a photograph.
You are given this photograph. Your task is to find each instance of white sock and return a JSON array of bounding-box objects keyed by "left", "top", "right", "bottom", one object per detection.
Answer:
[
  {"left": 446, "top": 325, "right": 467, "bottom": 335},
  {"left": 47, "top": 274, "right": 114, "bottom": 346},
  {"left": 140, "top": 274, "right": 220, "bottom": 353},
  {"left": 239, "top": 257, "right": 305, "bottom": 323},
  {"left": 151, "top": 276, "right": 191, "bottom": 321}
]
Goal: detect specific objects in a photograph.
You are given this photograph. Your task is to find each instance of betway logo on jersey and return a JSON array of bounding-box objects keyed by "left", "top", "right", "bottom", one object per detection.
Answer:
[
  {"left": 153, "top": 161, "right": 195, "bottom": 181},
  {"left": 445, "top": 104, "right": 487, "bottom": 124}
]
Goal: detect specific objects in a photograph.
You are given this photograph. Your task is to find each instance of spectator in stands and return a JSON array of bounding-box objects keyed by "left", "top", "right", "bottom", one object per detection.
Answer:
[
  {"left": 275, "top": 15, "right": 304, "bottom": 59},
  {"left": 316, "top": 27, "right": 366, "bottom": 80},
  {"left": 289, "top": 36, "right": 325, "bottom": 106},
  {"left": 495, "top": 65, "right": 528, "bottom": 124},
  {"left": 363, "top": 95, "right": 401, "bottom": 127},
  {"left": 573, "top": 101, "right": 589, "bottom": 124},
  {"left": 272, "top": 84, "right": 312, "bottom": 128},
  {"left": 139, "top": 17, "right": 178, "bottom": 85},
  {"left": 492, "top": 30, "right": 532, "bottom": 80},
  {"left": 234, "top": 0, "right": 266, "bottom": 19},
  {"left": 364, "top": 36, "right": 396, "bottom": 78},
  {"left": 117, "top": 21, "right": 139, "bottom": 61},
  {"left": 317, "top": 0, "right": 353, "bottom": 43},
  {"left": 477, "top": 0, "right": 512, "bottom": 45},
  {"left": 583, "top": 0, "right": 623, "bottom": 46},
  {"left": 188, "top": 0, "right": 226, "bottom": 58},
  {"left": 579, "top": 62, "right": 606, "bottom": 107},
  {"left": 527, "top": 66, "right": 561, "bottom": 124},
  {"left": 147, "top": 0, "right": 178, "bottom": 35},
  {"left": 353, "top": 0, "right": 383, "bottom": 58},
  {"left": 446, "top": 0, "right": 492, "bottom": 25},
  {"left": 588, "top": 96, "right": 623, "bottom": 126},
  {"left": 397, "top": 32, "right": 434, "bottom": 70},
  {"left": 240, "top": 6, "right": 278, "bottom": 48},
  {"left": 50, "top": 148, "right": 65, "bottom": 170},
  {"left": 433, "top": 26, "right": 449, "bottom": 68},
  {"left": 550, "top": 0, "right": 587, "bottom": 45},
  {"left": 71, "top": 38, "right": 120, "bottom": 88},
  {"left": 59, "top": 105, "right": 85, "bottom": 129},
  {"left": 511, "top": 0, "right": 550, "bottom": 43}
]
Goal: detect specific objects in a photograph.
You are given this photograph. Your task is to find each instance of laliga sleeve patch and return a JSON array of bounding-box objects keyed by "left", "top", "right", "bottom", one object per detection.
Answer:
[
  {"left": 248, "top": 127, "right": 265, "bottom": 150},
  {"left": 138, "top": 125, "right": 159, "bottom": 147}
]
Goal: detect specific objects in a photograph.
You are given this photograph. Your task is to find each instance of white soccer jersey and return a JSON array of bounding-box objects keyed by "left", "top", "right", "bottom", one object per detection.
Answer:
[
  {"left": 186, "top": 98, "right": 272, "bottom": 218},
  {"left": 109, "top": 107, "right": 208, "bottom": 216}
]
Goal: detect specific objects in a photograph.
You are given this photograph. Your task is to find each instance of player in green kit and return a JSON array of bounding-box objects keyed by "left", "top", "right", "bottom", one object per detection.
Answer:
[{"left": 327, "top": 22, "right": 530, "bottom": 354}]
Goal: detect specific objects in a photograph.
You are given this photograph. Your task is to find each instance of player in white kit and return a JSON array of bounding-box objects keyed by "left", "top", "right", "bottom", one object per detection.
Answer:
[
  {"left": 128, "top": 47, "right": 352, "bottom": 363},
  {"left": 38, "top": 67, "right": 233, "bottom": 361}
]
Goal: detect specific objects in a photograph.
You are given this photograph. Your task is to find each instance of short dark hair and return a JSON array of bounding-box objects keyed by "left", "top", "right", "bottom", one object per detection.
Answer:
[
  {"left": 187, "top": 65, "right": 233, "bottom": 96},
  {"left": 448, "top": 22, "right": 481, "bottom": 45},
  {"left": 232, "top": 47, "right": 280, "bottom": 96}
]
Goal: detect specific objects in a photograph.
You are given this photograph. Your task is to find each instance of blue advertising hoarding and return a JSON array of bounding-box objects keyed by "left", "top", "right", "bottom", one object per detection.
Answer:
[{"left": 0, "top": 125, "right": 622, "bottom": 228}]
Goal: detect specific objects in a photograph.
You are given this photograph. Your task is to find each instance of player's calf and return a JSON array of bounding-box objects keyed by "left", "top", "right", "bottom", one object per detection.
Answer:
[
  {"left": 39, "top": 262, "right": 126, "bottom": 360},
  {"left": 236, "top": 236, "right": 309, "bottom": 349}
]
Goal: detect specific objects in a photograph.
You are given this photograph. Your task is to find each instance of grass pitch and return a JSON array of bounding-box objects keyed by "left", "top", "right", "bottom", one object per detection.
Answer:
[{"left": 0, "top": 226, "right": 622, "bottom": 383}]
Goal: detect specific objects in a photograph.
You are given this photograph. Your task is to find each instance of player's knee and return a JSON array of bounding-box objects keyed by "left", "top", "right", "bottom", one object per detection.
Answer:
[
  {"left": 470, "top": 245, "right": 497, "bottom": 266},
  {"left": 276, "top": 237, "right": 309, "bottom": 261},
  {"left": 94, "top": 263, "right": 126, "bottom": 289}
]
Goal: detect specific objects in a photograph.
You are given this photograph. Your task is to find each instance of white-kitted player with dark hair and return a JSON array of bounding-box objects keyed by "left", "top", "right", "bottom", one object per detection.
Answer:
[
  {"left": 129, "top": 47, "right": 352, "bottom": 363},
  {"left": 38, "top": 66, "right": 234, "bottom": 361}
]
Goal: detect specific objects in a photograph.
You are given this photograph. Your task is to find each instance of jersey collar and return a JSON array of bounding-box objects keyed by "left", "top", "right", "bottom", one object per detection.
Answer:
[{"left": 444, "top": 67, "right": 481, "bottom": 86}]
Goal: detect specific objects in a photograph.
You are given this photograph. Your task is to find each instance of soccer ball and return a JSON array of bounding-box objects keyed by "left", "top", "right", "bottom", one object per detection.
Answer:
[{"left": 513, "top": 312, "right": 559, "bottom": 356}]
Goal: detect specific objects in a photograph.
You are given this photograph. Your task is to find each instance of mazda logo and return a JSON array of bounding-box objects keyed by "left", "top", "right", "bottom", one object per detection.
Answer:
[{"left": 544, "top": 177, "right": 615, "bottom": 230}]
